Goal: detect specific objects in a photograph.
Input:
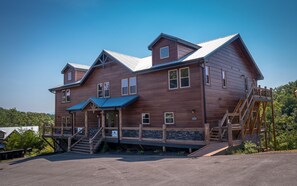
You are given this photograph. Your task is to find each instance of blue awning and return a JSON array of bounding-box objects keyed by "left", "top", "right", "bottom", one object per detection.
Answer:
[{"left": 67, "top": 95, "right": 139, "bottom": 111}]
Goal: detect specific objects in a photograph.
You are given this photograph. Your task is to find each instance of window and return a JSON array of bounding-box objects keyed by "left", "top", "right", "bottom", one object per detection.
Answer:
[
  {"left": 222, "top": 70, "right": 227, "bottom": 88},
  {"left": 97, "top": 83, "right": 103, "bottom": 98},
  {"left": 66, "top": 89, "right": 71, "bottom": 102},
  {"left": 142, "top": 113, "right": 150, "bottom": 125},
  {"left": 67, "top": 71, "right": 72, "bottom": 81},
  {"left": 205, "top": 66, "right": 210, "bottom": 85},
  {"left": 160, "top": 46, "right": 169, "bottom": 59},
  {"left": 62, "top": 116, "right": 71, "bottom": 127},
  {"left": 104, "top": 82, "right": 110, "bottom": 97},
  {"left": 61, "top": 116, "right": 66, "bottom": 127},
  {"left": 121, "top": 79, "right": 128, "bottom": 95},
  {"left": 168, "top": 69, "right": 178, "bottom": 89},
  {"left": 179, "top": 67, "right": 190, "bottom": 88},
  {"left": 62, "top": 90, "right": 66, "bottom": 103},
  {"left": 129, "top": 77, "right": 137, "bottom": 94},
  {"left": 164, "top": 112, "right": 174, "bottom": 124}
]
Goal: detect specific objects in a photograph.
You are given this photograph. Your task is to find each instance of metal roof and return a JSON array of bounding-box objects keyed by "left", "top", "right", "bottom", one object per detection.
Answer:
[
  {"left": 67, "top": 95, "right": 139, "bottom": 111},
  {"left": 61, "top": 63, "right": 90, "bottom": 73},
  {"left": 0, "top": 126, "right": 39, "bottom": 139},
  {"left": 148, "top": 33, "right": 201, "bottom": 50},
  {"left": 50, "top": 33, "right": 263, "bottom": 91}
]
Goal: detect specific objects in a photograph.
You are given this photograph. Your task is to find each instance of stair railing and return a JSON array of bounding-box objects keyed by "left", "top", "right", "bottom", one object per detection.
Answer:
[
  {"left": 67, "top": 128, "right": 85, "bottom": 152},
  {"left": 239, "top": 82, "right": 257, "bottom": 139},
  {"left": 89, "top": 127, "right": 103, "bottom": 154}
]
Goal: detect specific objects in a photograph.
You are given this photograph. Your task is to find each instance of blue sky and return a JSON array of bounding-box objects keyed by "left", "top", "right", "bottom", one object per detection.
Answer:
[{"left": 0, "top": 0, "right": 296, "bottom": 113}]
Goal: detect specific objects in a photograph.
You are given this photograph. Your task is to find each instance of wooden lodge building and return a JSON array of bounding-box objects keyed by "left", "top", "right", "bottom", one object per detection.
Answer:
[{"left": 44, "top": 33, "right": 275, "bottom": 154}]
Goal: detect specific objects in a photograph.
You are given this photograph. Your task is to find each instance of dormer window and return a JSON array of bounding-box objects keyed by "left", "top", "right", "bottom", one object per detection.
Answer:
[
  {"left": 160, "top": 46, "right": 169, "bottom": 59},
  {"left": 67, "top": 71, "right": 72, "bottom": 81}
]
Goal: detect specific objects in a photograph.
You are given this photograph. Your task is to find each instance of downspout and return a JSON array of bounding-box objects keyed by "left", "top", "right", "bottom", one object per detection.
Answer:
[{"left": 200, "top": 60, "right": 207, "bottom": 124}]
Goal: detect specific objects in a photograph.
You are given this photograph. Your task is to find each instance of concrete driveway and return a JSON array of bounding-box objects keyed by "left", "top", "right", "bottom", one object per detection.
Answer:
[{"left": 0, "top": 152, "right": 296, "bottom": 186}]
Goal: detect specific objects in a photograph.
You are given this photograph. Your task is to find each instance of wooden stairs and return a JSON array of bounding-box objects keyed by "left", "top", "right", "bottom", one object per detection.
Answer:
[
  {"left": 68, "top": 127, "right": 104, "bottom": 154},
  {"left": 189, "top": 84, "right": 273, "bottom": 158}
]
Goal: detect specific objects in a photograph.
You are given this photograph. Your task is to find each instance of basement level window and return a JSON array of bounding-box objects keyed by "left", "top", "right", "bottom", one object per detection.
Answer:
[
  {"left": 164, "top": 112, "right": 174, "bottom": 124},
  {"left": 160, "top": 46, "right": 169, "bottom": 59},
  {"left": 142, "top": 113, "right": 150, "bottom": 125}
]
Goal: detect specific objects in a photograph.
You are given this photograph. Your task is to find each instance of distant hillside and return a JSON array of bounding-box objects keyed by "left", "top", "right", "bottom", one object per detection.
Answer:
[{"left": 0, "top": 107, "right": 54, "bottom": 127}]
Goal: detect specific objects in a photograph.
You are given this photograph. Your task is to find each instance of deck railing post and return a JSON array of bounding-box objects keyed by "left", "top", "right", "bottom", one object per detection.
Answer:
[
  {"left": 162, "top": 124, "right": 167, "bottom": 143},
  {"left": 227, "top": 121, "right": 233, "bottom": 146},
  {"left": 204, "top": 123, "right": 210, "bottom": 144},
  {"left": 139, "top": 124, "right": 142, "bottom": 141},
  {"left": 101, "top": 111, "right": 105, "bottom": 138},
  {"left": 218, "top": 120, "right": 222, "bottom": 141},
  {"left": 51, "top": 126, "right": 54, "bottom": 136},
  {"left": 67, "top": 137, "right": 71, "bottom": 152}
]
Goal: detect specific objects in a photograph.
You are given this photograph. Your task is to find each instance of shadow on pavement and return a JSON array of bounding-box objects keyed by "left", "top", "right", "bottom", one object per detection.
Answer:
[{"left": 9, "top": 152, "right": 187, "bottom": 165}]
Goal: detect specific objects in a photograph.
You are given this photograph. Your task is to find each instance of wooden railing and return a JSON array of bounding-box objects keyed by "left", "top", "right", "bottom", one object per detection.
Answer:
[
  {"left": 89, "top": 127, "right": 103, "bottom": 154},
  {"left": 115, "top": 124, "right": 205, "bottom": 145},
  {"left": 68, "top": 128, "right": 86, "bottom": 151},
  {"left": 43, "top": 125, "right": 85, "bottom": 137}
]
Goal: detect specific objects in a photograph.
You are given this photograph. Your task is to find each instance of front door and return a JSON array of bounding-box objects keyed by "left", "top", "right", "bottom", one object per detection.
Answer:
[
  {"left": 105, "top": 110, "right": 119, "bottom": 127},
  {"left": 105, "top": 110, "right": 119, "bottom": 137}
]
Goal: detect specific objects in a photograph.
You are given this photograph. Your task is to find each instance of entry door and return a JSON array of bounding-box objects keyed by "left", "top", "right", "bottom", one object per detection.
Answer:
[{"left": 105, "top": 111, "right": 119, "bottom": 127}]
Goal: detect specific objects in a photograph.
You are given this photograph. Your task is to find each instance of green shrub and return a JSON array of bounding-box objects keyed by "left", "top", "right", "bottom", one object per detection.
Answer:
[{"left": 243, "top": 141, "right": 258, "bottom": 154}]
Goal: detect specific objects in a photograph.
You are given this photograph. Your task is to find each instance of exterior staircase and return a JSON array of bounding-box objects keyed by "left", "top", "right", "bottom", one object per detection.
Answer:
[
  {"left": 210, "top": 83, "right": 272, "bottom": 142},
  {"left": 68, "top": 127, "right": 104, "bottom": 154}
]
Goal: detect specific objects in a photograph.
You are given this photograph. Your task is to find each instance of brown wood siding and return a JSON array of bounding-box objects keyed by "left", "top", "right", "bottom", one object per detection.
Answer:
[
  {"left": 152, "top": 38, "right": 178, "bottom": 66},
  {"left": 177, "top": 43, "right": 195, "bottom": 58},
  {"left": 205, "top": 40, "right": 258, "bottom": 127},
  {"left": 122, "top": 63, "right": 204, "bottom": 128},
  {"left": 55, "top": 62, "right": 204, "bottom": 129},
  {"left": 75, "top": 70, "right": 87, "bottom": 81}
]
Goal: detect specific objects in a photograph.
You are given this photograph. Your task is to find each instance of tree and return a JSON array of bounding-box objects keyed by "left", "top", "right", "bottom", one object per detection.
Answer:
[{"left": 4, "top": 129, "right": 46, "bottom": 153}]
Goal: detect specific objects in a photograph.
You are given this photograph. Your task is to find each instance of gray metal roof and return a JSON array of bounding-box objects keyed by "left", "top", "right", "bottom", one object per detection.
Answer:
[{"left": 49, "top": 33, "right": 263, "bottom": 92}]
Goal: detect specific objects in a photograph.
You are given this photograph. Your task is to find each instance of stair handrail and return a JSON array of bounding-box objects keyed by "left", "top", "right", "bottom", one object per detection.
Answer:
[
  {"left": 89, "top": 127, "right": 103, "bottom": 153},
  {"left": 219, "top": 110, "right": 229, "bottom": 127},
  {"left": 69, "top": 128, "right": 86, "bottom": 150},
  {"left": 239, "top": 83, "right": 256, "bottom": 120}
]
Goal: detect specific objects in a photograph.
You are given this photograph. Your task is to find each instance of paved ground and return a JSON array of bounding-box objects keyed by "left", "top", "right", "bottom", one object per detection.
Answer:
[{"left": 0, "top": 152, "right": 297, "bottom": 186}]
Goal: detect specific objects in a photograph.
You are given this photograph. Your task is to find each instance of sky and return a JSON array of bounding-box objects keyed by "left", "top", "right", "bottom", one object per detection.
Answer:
[{"left": 0, "top": 0, "right": 296, "bottom": 113}]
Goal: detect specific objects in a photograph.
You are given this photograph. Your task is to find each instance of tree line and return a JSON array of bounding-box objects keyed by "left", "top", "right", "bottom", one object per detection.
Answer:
[
  {"left": 0, "top": 107, "right": 54, "bottom": 127},
  {"left": 267, "top": 80, "right": 297, "bottom": 150}
]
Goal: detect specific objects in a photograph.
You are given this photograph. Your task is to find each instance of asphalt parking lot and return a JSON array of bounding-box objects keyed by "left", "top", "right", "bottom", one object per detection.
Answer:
[{"left": 0, "top": 152, "right": 296, "bottom": 186}]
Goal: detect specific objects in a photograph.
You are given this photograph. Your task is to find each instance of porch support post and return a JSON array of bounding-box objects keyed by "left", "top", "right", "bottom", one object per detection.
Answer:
[
  {"left": 85, "top": 111, "right": 88, "bottom": 137},
  {"left": 228, "top": 121, "right": 233, "bottom": 146},
  {"left": 119, "top": 108, "right": 122, "bottom": 140},
  {"left": 204, "top": 123, "right": 210, "bottom": 145},
  {"left": 102, "top": 110, "right": 105, "bottom": 138}
]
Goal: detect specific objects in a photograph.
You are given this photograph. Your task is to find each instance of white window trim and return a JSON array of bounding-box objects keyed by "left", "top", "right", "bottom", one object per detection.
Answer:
[
  {"left": 97, "top": 83, "right": 103, "bottom": 98},
  {"left": 168, "top": 69, "right": 178, "bottom": 90},
  {"left": 179, "top": 67, "right": 190, "bottom": 88},
  {"left": 160, "top": 46, "right": 169, "bottom": 59},
  {"left": 205, "top": 66, "right": 211, "bottom": 85},
  {"left": 141, "top": 113, "right": 150, "bottom": 125},
  {"left": 222, "top": 69, "right": 227, "bottom": 88},
  {"left": 66, "top": 89, "right": 71, "bottom": 102},
  {"left": 129, "top": 77, "right": 137, "bottom": 95},
  {"left": 121, "top": 78, "right": 128, "bottom": 96},
  {"left": 164, "top": 112, "right": 174, "bottom": 125},
  {"left": 61, "top": 90, "right": 66, "bottom": 103},
  {"left": 104, "top": 82, "right": 110, "bottom": 98}
]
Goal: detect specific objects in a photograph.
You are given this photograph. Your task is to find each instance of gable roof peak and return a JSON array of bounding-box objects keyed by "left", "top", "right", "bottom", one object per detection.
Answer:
[
  {"left": 61, "top": 62, "right": 90, "bottom": 73},
  {"left": 148, "top": 33, "right": 200, "bottom": 50}
]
